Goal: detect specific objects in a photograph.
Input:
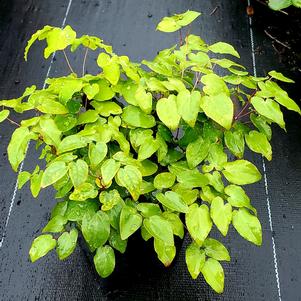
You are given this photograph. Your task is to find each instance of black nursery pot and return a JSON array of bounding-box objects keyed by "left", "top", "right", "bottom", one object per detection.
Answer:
[{"left": 78, "top": 229, "right": 184, "bottom": 298}]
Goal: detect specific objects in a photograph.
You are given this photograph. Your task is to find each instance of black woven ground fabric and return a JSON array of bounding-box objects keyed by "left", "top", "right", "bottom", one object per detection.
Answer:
[{"left": 0, "top": 1, "right": 300, "bottom": 300}]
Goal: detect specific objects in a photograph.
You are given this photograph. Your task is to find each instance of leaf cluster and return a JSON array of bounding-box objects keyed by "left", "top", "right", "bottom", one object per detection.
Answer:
[{"left": 1, "top": 10, "right": 299, "bottom": 293}]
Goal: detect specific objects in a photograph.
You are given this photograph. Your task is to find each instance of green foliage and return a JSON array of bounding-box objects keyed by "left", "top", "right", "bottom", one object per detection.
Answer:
[
  {"left": 268, "top": 0, "right": 301, "bottom": 10},
  {"left": 2, "top": 10, "right": 299, "bottom": 294}
]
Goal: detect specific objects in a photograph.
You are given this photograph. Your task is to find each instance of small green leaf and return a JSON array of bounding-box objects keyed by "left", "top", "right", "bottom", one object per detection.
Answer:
[
  {"left": 176, "top": 169, "right": 209, "bottom": 188},
  {"left": 201, "top": 74, "right": 230, "bottom": 96},
  {"left": 136, "top": 203, "right": 161, "bottom": 218},
  {"left": 177, "top": 90, "right": 201, "bottom": 127},
  {"left": 116, "top": 165, "right": 142, "bottom": 201},
  {"left": 42, "top": 215, "right": 67, "bottom": 233},
  {"left": 172, "top": 184, "right": 199, "bottom": 205},
  {"left": 162, "top": 212, "right": 184, "bottom": 238},
  {"left": 29, "top": 234, "right": 56, "bottom": 263},
  {"left": 69, "top": 183, "right": 98, "bottom": 201},
  {"left": 156, "top": 95, "right": 180, "bottom": 130},
  {"left": 204, "top": 238, "right": 230, "bottom": 261},
  {"left": 57, "top": 135, "right": 89, "bottom": 154},
  {"left": 91, "top": 101, "right": 122, "bottom": 117},
  {"left": 245, "top": 130, "right": 272, "bottom": 160},
  {"left": 200, "top": 93, "right": 233, "bottom": 130},
  {"left": 207, "top": 144, "right": 227, "bottom": 171},
  {"left": 154, "top": 172, "right": 176, "bottom": 189},
  {"left": 94, "top": 79, "right": 115, "bottom": 101},
  {"left": 88, "top": 142, "right": 107, "bottom": 169},
  {"left": 0, "top": 109, "right": 9, "bottom": 123},
  {"left": 65, "top": 200, "right": 98, "bottom": 221},
  {"left": 210, "top": 197, "right": 232, "bottom": 236},
  {"left": 109, "top": 229, "right": 127, "bottom": 253},
  {"left": 82, "top": 211, "right": 110, "bottom": 250},
  {"left": 138, "top": 137, "right": 160, "bottom": 161},
  {"left": 268, "top": 70, "right": 294, "bottom": 83},
  {"left": 156, "top": 17, "right": 181, "bottom": 33},
  {"left": 77, "top": 110, "right": 99, "bottom": 125},
  {"left": 251, "top": 96, "right": 285, "bottom": 129},
  {"left": 250, "top": 113, "right": 272, "bottom": 140},
  {"left": 232, "top": 208, "right": 262, "bottom": 245},
  {"left": 54, "top": 114, "right": 77, "bottom": 132},
  {"left": 57, "top": 228, "right": 78, "bottom": 260},
  {"left": 224, "top": 184, "right": 255, "bottom": 213},
  {"left": 268, "top": 0, "right": 292, "bottom": 10},
  {"left": 186, "top": 242, "right": 206, "bottom": 279},
  {"left": 201, "top": 258, "right": 225, "bottom": 294},
  {"left": 8, "top": 127, "right": 32, "bottom": 171},
  {"left": 99, "top": 189, "right": 122, "bottom": 211},
  {"left": 209, "top": 42, "right": 240, "bottom": 58},
  {"left": 94, "top": 245, "right": 115, "bottom": 278},
  {"left": 186, "top": 136, "right": 210, "bottom": 168},
  {"left": 41, "top": 161, "right": 68, "bottom": 188},
  {"left": 18, "top": 171, "right": 31, "bottom": 189},
  {"left": 101, "top": 159, "right": 121, "bottom": 186},
  {"left": 224, "top": 130, "right": 245, "bottom": 158},
  {"left": 83, "top": 83, "right": 99, "bottom": 99},
  {"left": 120, "top": 205, "right": 142, "bottom": 240},
  {"left": 30, "top": 171, "right": 43, "bottom": 198},
  {"left": 156, "top": 191, "right": 189, "bottom": 213},
  {"left": 122, "top": 105, "right": 156, "bottom": 128},
  {"left": 222, "top": 160, "right": 262, "bottom": 185},
  {"left": 186, "top": 204, "right": 212, "bottom": 246},
  {"left": 154, "top": 238, "right": 176, "bottom": 267},
  {"left": 144, "top": 215, "right": 174, "bottom": 246},
  {"left": 68, "top": 159, "right": 88, "bottom": 187}
]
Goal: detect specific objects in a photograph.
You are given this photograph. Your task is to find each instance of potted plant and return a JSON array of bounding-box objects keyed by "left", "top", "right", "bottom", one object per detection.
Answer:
[{"left": 1, "top": 10, "right": 299, "bottom": 294}]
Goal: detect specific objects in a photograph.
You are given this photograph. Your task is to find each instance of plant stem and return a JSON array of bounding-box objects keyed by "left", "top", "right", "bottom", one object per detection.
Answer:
[
  {"left": 235, "top": 89, "right": 257, "bottom": 120},
  {"left": 82, "top": 48, "right": 89, "bottom": 76},
  {"left": 192, "top": 72, "right": 200, "bottom": 91},
  {"left": 7, "top": 118, "right": 20, "bottom": 127},
  {"left": 236, "top": 109, "right": 254, "bottom": 120},
  {"left": 179, "top": 28, "right": 183, "bottom": 46},
  {"left": 63, "top": 50, "right": 76, "bottom": 74}
]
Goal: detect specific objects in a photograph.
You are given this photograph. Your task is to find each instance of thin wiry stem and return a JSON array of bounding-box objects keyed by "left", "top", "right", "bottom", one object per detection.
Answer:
[
  {"left": 7, "top": 118, "right": 20, "bottom": 127},
  {"left": 63, "top": 50, "right": 75, "bottom": 74},
  {"left": 82, "top": 48, "right": 89, "bottom": 76}
]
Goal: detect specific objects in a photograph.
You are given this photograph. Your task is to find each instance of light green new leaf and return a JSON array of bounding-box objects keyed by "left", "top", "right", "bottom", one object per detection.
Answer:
[
  {"left": 69, "top": 183, "right": 98, "bottom": 201},
  {"left": 109, "top": 228, "right": 127, "bottom": 253},
  {"left": 209, "top": 42, "right": 240, "bottom": 58},
  {"left": 83, "top": 83, "right": 99, "bottom": 100},
  {"left": 201, "top": 258, "right": 225, "bottom": 294},
  {"left": 77, "top": 110, "right": 99, "bottom": 125},
  {"left": 156, "top": 191, "right": 189, "bottom": 213},
  {"left": 144, "top": 215, "right": 174, "bottom": 246},
  {"left": 203, "top": 238, "right": 230, "bottom": 261},
  {"left": 186, "top": 204, "right": 212, "bottom": 246},
  {"left": 29, "top": 234, "right": 56, "bottom": 263},
  {"left": 154, "top": 238, "right": 176, "bottom": 267},
  {"left": 57, "top": 228, "right": 78, "bottom": 260},
  {"left": 156, "top": 17, "right": 181, "bottom": 32},
  {"left": 40, "top": 117, "right": 62, "bottom": 147},
  {"left": 8, "top": 127, "right": 32, "bottom": 171},
  {"left": 186, "top": 242, "right": 206, "bottom": 279},
  {"left": 30, "top": 171, "right": 43, "bottom": 198},
  {"left": 177, "top": 169, "right": 209, "bottom": 188},
  {"left": 250, "top": 114, "right": 272, "bottom": 140},
  {"left": 136, "top": 203, "right": 161, "bottom": 218},
  {"left": 18, "top": 171, "right": 31, "bottom": 189},
  {"left": 186, "top": 136, "right": 210, "bottom": 168},
  {"left": 116, "top": 165, "right": 142, "bottom": 201},
  {"left": 200, "top": 93, "right": 233, "bottom": 130},
  {"left": 251, "top": 96, "right": 285, "bottom": 129},
  {"left": 94, "top": 79, "right": 115, "bottom": 101},
  {"left": 54, "top": 114, "right": 77, "bottom": 132},
  {"left": 162, "top": 212, "right": 184, "bottom": 238},
  {"left": 201, "top": 74, "right": 229, "bottom": 96},
  {"left": 24, "top": 25, "right": 53, "bottom": 60},
  {"left": 222, "top": 160, "right": 261, "bottom": 185},
  {"left": 57, "top": 135, "right": 89, "bottom": 154},
  {"left": 42, "top": 215, "right": 67, "bottom": 233},
  {"left": 0, "top": 110, "right": 9, "bottom": 123},
  {"left": 232, "top": 208, "right": 262, "bottom": 246},
  {"left": 94, "top": 245, "right": 115, "bottom": 278},
  {"left": 135, "top": 86, "right": 152, "bottom": 114},
  {"left": 82, "top": 211, "right": 110, "bottom": 249},
  {"left": 101, "top": 159, "right": 121, "bottom": 186},
  {"left": 68, "top": 159, "right": 88, "bottom": 187},
  {"left": 156, "top": 95, "right": 180, "bottom": 130},
  {"left": 245, "top": 130, "right": 272, "bottom": 161},
  {"left": 154, "top": 172, "right": 176, "bottom": 189},
  {"left": 268, "top": 70, "right": 294, "bottom": 83},
  {"left": 91, "top": 101, "right": 122, "bottom": 117},
  {"left": 138, "top": 137, "right": 159, "bottom": 161},
  {"left": 177, "top": 89, "right": 201, "bottom": 128},
  {"left": 268, "top": 0, "right": 292, "bottom": 10},
  {"left": 120, "top": 205, "right": 142, "bottom": 240},
  {"left": 224, "top": 130, "right": 245, "bottom": 158},
  {"left": 122, "top": 105, "right": 156, "bottom": 128},
  {"left": 88, "top": 142, "right": 107, "bottom": 169},
  {"left": 224, "top": 185, "right": 256, "bottom": 213},
  {"left": 172, "top": 184, "right": 199, "bottom": 205},
  {"left": 210, "top": 197, "right": 232, "bottom": 236},
  {"left": 41, "top": 161, "right": 68, "bottom": 188}
]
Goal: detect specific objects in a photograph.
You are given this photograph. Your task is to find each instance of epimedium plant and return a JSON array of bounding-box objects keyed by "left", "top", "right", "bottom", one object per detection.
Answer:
[
  {"left": 1, "top": 10, "right": 300, "bottom": 293},
  {"left": 268, "top": 0, "right": 301, "bottom": 10}
]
